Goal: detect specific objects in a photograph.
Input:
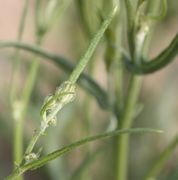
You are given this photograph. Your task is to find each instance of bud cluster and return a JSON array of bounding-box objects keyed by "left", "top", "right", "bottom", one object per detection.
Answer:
[{"left": 40, "top": 81, "right": 76, "bottom": 126}]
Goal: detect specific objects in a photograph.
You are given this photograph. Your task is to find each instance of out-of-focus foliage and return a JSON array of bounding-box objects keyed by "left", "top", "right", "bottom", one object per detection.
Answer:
[{"left": 0, "top": 0, "right": 177, "bottom": 180}]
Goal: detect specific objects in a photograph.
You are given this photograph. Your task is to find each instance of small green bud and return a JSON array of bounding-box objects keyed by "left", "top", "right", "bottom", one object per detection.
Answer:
[{"left": 40, "top": 81, "right": 76, "bottom": 125}]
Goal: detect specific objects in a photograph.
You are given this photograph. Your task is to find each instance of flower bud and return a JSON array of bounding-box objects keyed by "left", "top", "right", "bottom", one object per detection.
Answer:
[{"left": 40, "top": 81, "right": 76, "bottom": 125}]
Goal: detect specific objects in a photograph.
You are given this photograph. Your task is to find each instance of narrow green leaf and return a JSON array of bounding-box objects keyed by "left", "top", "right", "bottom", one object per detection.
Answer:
[{"left": 6, "top": 128, "right": 162, "bottom": 180}]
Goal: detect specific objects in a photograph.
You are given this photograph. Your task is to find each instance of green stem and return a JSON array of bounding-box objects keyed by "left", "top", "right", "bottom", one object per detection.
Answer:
[
  {"left": 24, "top": 121, "right": 46, "bottom": 156},
  {"left": 17, "top": 36, "right": 45, "bottom": 167},
  {"left": 144, "top": 135, "right": 178, "bottom": 180},
  {"left": 116, "top": 75, "right": 142, "bottom": 180},
  {"left": 13, "top": 116, "right": 23, "bottom": 178},
  {"left": 15, "top": 51, "right": 42, "bottom": 169},
  {"left": 116, "top": 1, "right": 165, "bottom": 178},
  {"left": 13, "top": 0, "right": 73, "bottom": 167},
  {"left": 12, "top": 2, "right": 29, "bottom": 180},
  {"left": 69, "top": 6, "right": 117, "bottom": 84},
  {"left": 24, "top": 93, "right": 63, "bottom": 157},
  {"left": 13, "top": 24, "right": 44, "bottom": 174}
]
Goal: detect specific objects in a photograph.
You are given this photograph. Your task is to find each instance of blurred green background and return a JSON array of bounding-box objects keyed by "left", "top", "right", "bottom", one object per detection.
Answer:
[{"left": 0, "top": 0, "right": 178, "bottom": 179}]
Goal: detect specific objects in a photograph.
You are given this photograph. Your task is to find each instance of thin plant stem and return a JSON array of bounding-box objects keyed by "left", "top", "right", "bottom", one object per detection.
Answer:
[
  {"left": 77, "top": 0, "right": 98, "bottom": 139},
  {"left": 18, "top": 34, "right": 46, "bottom": 166},
  {"left": 115, "top": 1, "right": 143, "bottom": 179},
  {"left": 11, "top": 2, "right": 29, "bottom": 180},
  {"left": 69, "top": 6, "right": 118, "bottom": 84},
  {"left": 13, "top": 120, "right": 24, "bottom": 180},
  {"left": 115, "top": 0, "right": 164, "bottom": 179},
  {"left": 109, "top": 2, "right": 125, "bottom": 176},
  {"left": 116, "top": 75, "right": 142, "bottom": 180},
  {"left": 23, "top": 95, "right": 62, "bottom": 156},
  {"left": 15, "top": 44, "right": 43, "bottom": 170},
  {"left": 13, "top": 1, "right": 46, "bottom": 170},
  {"left": 103, "top": 4, "right": 124, "bottom": 177}
]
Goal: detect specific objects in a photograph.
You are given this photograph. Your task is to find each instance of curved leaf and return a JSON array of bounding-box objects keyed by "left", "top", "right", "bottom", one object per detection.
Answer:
[
  {"left": 124, "top": 33, "right": 178, "bottom": 74},
  {"left": 6, "top": 128, "right": 162, "bottom": 180}
]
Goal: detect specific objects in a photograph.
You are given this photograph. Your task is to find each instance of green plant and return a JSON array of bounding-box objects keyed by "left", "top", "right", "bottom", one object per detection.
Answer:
[{"left": 0, "top": 0, "right": 178, "bottom": 180}]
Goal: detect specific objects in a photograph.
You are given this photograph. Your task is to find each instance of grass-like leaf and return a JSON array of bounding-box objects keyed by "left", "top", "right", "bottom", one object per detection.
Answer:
[{"left": 6, "top": 128, "right": 162, "bottom": 180}]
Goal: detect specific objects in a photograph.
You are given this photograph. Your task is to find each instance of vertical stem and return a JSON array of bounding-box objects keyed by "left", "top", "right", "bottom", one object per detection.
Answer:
[
  {"left": 102, "top": 1, "right": 126, "bottom": 177},
  {"left": 13, "top": 115, "right": 23, "bottom": 171},
  {"left": 115, "top": 0, "right": 163, "bottom": 179},
  {"left": 13, "top": 1, "right": 44, "bottom": 175},
  {"left": 18, "top": 39, "right": 43, "bottom": 158},
  {"left": 11, "top": 0, "right": 75, "bottom": 178},
  {"left": 12, "top": 2, "right": 29, "bottom": 180},
  {"left": 116, "top": 75, "right": 142, "bottom": 180},
  {"left": 13, "top": 43, "right": 42, "bottom": 177}
]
